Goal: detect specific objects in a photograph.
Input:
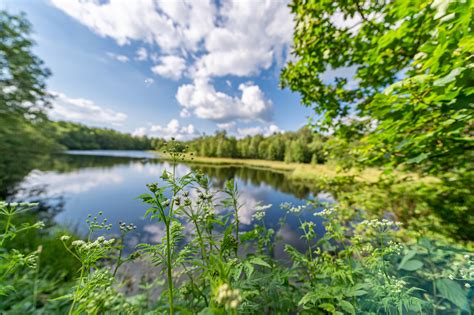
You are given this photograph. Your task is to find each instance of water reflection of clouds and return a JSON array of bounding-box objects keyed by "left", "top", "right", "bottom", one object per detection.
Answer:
[
  {"left": 237, "top": 190, "right": 261, "bottom": 225},
  {"left": 16, "top": 169, "right": 124, "bottom": 197},
  {"left": 11, "top": 153, "right": 326, "bottom": 254},
  {"left": 316, "top": 191, "right": 335, "bottom": 204},
  {"left": 143, "top": 224, "right": 166, "bottom": 243},
  {"left": 132, "top": 162, "right": 192, "bottom": 179}
]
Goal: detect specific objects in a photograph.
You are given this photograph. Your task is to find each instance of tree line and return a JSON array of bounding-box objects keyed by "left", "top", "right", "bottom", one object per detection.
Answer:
[
  {"left": 160, "top": 128, "right": 330, "bottom": 164},
  {"left": 52, "top": 121, "right": 153, "bottom": 150}
]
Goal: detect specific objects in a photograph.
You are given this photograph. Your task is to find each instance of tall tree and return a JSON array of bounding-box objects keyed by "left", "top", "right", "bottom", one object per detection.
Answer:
[
  {"left": 281, "top": 0, "right": 473, "bottom": 175},
  {"left": 0, "top": 11, "right": 56, "bottom": 196}
]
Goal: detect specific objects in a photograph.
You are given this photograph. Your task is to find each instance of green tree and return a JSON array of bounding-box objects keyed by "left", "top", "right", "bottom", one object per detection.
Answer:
[
  {"left": 281, "top": 0, "right": 473, "bottom": 175},
  {"left": 0, "top": 11, "right": 56, "bottom": 153},
  {"left": 0, "top": 11, "right": 58, "bottom": 195}
]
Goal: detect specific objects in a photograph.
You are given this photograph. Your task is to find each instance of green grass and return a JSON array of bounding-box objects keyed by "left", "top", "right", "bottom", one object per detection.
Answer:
[{"left": 155, "top": 153, "right": 437, "bottom": 185}]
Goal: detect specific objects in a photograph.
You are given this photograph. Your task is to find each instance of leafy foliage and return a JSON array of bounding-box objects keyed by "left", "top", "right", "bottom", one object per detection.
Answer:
[
  {"left": 281, "top": 0, "right": 473, "bottom": 175},
  {"left": 157, "top": 127, "right": 329, "bottom": 164},
  {"left": 51, "top": 121, "right": 153, "bottom": 150}
]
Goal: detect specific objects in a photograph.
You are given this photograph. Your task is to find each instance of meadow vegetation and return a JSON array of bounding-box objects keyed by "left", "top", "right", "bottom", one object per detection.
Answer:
[
  {"left": 0, "top": 0, "right": 473, "bottom": 313},
  {"left": 1, "top": 141, "right": 473, "bottom": 314}
]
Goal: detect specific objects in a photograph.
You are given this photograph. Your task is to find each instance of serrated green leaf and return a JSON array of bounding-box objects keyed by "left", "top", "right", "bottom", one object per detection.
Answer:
[
  {"left": 298, "top": 292, "right": 318, "bottom": 306},
  {"left": 339, "top": 300, "right": 356, "bottom": 315},
  {"left": 249, "top": 256, "right": 271, "bottom": 268},
  {"left": 319, "top": 303, "right": 336, "bottom": 312}
]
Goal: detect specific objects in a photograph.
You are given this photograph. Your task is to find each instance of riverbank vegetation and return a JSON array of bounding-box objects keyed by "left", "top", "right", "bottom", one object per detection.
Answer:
[
  {"left": 2, "top": 142, "right": 473, "bottom": 313},
  {"left": 1, "top": 0, "right": 473, "bottom": 313}
]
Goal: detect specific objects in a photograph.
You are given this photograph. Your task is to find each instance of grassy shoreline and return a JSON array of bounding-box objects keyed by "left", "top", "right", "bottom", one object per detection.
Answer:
[{"left": 154, "top": 153, "right": 429, "bottom": 184}]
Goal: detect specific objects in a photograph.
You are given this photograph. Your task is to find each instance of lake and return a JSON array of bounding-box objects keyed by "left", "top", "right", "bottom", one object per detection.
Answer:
[{"left": 2, "top": 150, "right": 333, "bottom": 255}]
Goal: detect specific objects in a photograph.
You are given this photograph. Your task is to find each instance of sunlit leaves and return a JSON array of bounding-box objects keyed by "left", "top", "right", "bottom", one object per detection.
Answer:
[{"left": 282, "top": 0, "right": 473, "bottom": 175}]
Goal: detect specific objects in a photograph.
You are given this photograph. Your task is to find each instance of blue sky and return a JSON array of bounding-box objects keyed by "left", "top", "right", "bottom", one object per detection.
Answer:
[{"left": 3, "top": 0, "right": 316, "bottom": 139}]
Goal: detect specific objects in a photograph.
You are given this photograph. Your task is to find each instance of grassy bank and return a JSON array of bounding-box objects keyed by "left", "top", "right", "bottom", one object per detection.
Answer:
[
  {"left": 155, "top": 154, "right": 435, "bottom": 185},
  {"left": 157, "top": 153, "right": 472, "bottom": 246}
]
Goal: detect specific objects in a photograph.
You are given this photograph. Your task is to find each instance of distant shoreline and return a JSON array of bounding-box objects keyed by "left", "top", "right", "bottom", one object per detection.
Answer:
[{"left": 154, "top": 152, "right": 388, "bottom": 184}]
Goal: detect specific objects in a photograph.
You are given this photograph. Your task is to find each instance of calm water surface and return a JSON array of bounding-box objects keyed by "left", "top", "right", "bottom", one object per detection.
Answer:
[{"left": 5, "top": 150, "right": 334, "bottom": 254}]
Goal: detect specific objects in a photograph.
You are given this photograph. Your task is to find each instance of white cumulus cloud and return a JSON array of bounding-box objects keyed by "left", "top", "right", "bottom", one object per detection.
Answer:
[
  {"left": 151, "top": 55, "right": 186, "bottom": 80},
  {"left": 51, "top": 0, "right": 296, "bottom": 124},
  {"left": 135, "top": 47, "right": 148, "bottom": 61},
  {"left": 132, "top": 119, "right": 198, "bottom": 140},
  {"left": 49, "top": 91, "right": 127, "bottom": 126},
  {"left": 50, "top": 0, "right": 216, "bottom": 52},
  {"left": 237, "top": 123, "right": 282, "bottom": 137},
  {"left": 106, "top": 52, "right": 129, "bottom": 62},
  {"left": 176, "top": 79, "right": 272, "bottom": 122}
]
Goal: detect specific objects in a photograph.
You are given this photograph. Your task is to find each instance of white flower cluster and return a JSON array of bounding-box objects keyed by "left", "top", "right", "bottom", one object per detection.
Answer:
[
  {"left": 215, "top": 283, "right": 242, "bottom": 310},
  {"left": 387, "top": 241, "right": 403, "bottom": 254},
  {"left": 460, "top": 255, "right": 474, "bottom": 279},
  {"left": 314, "top": 208, "right": 334, "bottom": 217},
  {"left": 71, "top": 237, "right": 115, "bottom": 250},
  {"left": 60, "top": 235, "right": 71, "bottom": 241},
  {"left": 359, "top": 219, "right": 402, "bottom": 231},
  {"left": 361, "top": 243, "right": 374, "bottom": 253},
  {"left": 448, "top": 254, "right": 474, "bottom": 288},
  {"left": 255, "top": 204, "right": 272, "bottom": 211},
  {"left": 280, "top": 202, "right": 306, "bottom": 214},
  {"left": 252, "top": 211, "right": 265, "bottom": 221},
  {"left": 384, "top": 276, "right": 407, "bottom": 294},
  {"left": 252, "top": 204, "right": 271, "bottom": 221}
]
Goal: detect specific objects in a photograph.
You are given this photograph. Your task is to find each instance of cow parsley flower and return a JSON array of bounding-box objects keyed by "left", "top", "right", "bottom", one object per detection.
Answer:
[{"left": 215, "top": 283, "right": 242, "bottom": 310}]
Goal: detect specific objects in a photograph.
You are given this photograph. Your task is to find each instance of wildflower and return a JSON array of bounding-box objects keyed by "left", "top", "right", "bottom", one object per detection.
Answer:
[
  {"left": 72, "top": 240, "right": 85, "bottom": 247},
  {"left": 359, "top": 219, "right": 401, "bottom": 232},
  {"left": 34, "top": 221, "right": 45, "bottom": 229},
  {"left": 215, "top": 283, "right": 242, "bottom": 310},
  {"left": 281, "top": 202, "right": 306, "bottom": 214},
  {"left": 147, "top": 183, "right": 159, "bottom": 192},
  {"left": 315, "top": 208, "right": 334, "bottom": 217},
  {"left": 255, "top": 204, "right": 272, "bottom": 211},
  {"left": 106, "top": 238, "right": 115, "bottom": 245},
  {"left": 252, "top": 211, "right": 265, "bottom": 221},
  {"left": 60, "top": 235, "right": 71, "bottom": 241}
]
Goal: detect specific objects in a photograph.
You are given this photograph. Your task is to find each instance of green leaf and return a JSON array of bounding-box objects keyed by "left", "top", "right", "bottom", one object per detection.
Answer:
[
  {"left": 338, "top": 300, "right": 356, "bottom": 315},
  {"left": 249, "top": 256, "right": 271, "bottom": 268},
  {"left": 298, "top": 292, "right": 318, "bottom": 306},
  {"left": 197, "top": 307, "right": 212, "bottom": 315},
  {"left": 319, "top": 303, "right": 336, "bottom": 313},
  {"left": 346, "top": 283, "right": 369, "bottom": 297},
  {"left": 398, "top": 249, "right": 417, "bottom": 270},
  {"left": 243, "top": 261, "right": 255, "bottom": 278},
  {"left": 399, "top": 259, "right": 423, "bottom": 271},
  {"left": 406, "top": 153, "right": 428, "bottom": 164},
  {"left": 433, "top": 67, "right": 465, "bottom": 86},
  {"left": 435, "top": 279, "right": 469, "bottom": 311}
]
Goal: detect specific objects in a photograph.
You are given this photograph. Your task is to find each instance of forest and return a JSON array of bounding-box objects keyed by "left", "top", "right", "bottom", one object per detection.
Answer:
[
  {"left": 1, "top": 1, "right": 473, "bottom": 314},
  {"left": 182, "top": 128, "right": 328, "bottom": 164}
]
